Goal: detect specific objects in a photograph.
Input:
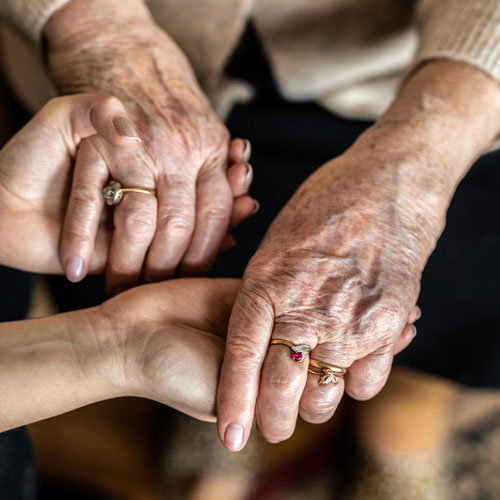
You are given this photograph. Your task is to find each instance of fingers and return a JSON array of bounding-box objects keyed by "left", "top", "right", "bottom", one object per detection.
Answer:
[
  {"left": 393, "top": 323, "right": 417, "bottom": 356},
  {"left": 227, "top": 162, "right": 253, "bottom": 198},
  {"left": 44, "top": 94, "right": 141, "bottom": 152},
  {"left": 217, "top": 286, "right": 275, "bottom": 452},
  {"left": 255, "top": 326, "right": 313, "bottom": 442},
  {"left": 408, "top": 305, "right": 422, "bottom": 324},
  {"left": 230, "top": 196, "right": 258, "bottom": 229},
  {"left": 299, "top": 343, "right": 350, "bottom": 425},
  {"left": 105, "top": 157, "right": 158, "bottom": 294},
  {"left": 228, "top": 138, "right": 251, "bottom": 165},
  {"left": 344, "top": 346, "right": 394, "bottom": 401},
  {"left": 179, "top": 169, "right": 234, "bottom": 275},
  {"left": 142, "top": 173, "right": 196, "bottom": 282},
  {"left": 60, "top": 138, "right": 110, "bottom": 282}
]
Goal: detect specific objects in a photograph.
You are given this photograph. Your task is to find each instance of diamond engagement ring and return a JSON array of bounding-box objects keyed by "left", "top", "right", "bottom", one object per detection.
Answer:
[
  {"left": 103, "top": 180, "right": 156, "bottom": 206},
  {"left": 269, "top": 339, "right": 312, "bottom": 362}
]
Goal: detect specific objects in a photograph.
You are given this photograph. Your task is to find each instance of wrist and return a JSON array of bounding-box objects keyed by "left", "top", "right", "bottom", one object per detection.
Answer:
[
  {"left": 44, "top": 0, "right": 152, "bottom": 52},
  {"left": 375, "top": 60, "right": 500, "bottom": 175}
]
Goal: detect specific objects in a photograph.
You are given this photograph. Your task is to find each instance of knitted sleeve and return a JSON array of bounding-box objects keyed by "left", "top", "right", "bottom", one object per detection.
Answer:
[
  {"left": 414, "top": 0, "right": 500, "bottom": 82},
  {"left": 0, "top": 0, "right": 71, "bottom": 43}
]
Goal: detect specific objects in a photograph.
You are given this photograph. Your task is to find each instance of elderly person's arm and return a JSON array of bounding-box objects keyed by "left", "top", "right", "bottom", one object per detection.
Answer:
[
  {"left": 42, "top": 0, "right": 245, "bottom": 293},
  {"left": 217, "top": 59, "right": 500, "bottom": 451},
  {"left": 1, "top": 0, "right": 248, "bottom": 292},
  {"left": 0, "top": 278, "right": 238, "bottom": 432}
]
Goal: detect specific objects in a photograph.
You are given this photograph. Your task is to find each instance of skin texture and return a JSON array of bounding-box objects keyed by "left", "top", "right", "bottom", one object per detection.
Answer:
[
  {"left": 44, "top": 0, "right": 241, "bottom": 293},
  {"left": 0, "top": 94, "right": 254, "bottom": 276},
  {"left": 0, "top": 278, "right": 239, "bottom": 432},
  {"left": 217, "top": 60, "right": 500, "bottom": 450}
]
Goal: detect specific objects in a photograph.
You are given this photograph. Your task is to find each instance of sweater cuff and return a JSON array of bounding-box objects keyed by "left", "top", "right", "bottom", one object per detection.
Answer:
[
  {"left": 414, "top": 0, "right": 500, "bottom": 83},
  {"left": 0, "top": 0, "right": 71, "bottom": 44}
]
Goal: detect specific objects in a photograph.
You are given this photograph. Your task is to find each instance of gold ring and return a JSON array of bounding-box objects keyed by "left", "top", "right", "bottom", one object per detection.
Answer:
[
  {"left": 269, "top": 339, "right": 312, "bottom": 363},
  {"left": 308, "top": 359, "right": 347, "bottom": 385},
  {"left": 103, "top": 180, "right": 156, "bottom": 206}
]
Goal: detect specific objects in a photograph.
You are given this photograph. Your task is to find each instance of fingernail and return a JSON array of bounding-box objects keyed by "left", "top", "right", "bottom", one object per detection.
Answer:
[
  {"left": 266, "top": 439, "right": 280, "bottom": 444},
  {"left": 245, "top": 163, "right": 253, "bottom": 182},
  {"left": 113, "top": 117, "right": 141, "bottom": 142},
  {"left": 412, "top": 325, "right": 417, "bottom": 337},
  {"left": 252, "top": 199, "right": 260, "bottom": 215},
  {"left": 415, "top": 306, "right": 422, "bottom": 321},
  {"left": 66, "top": 257, "right": 84, "bottom": 282},
  {"left": 243, "top": 139, "right": 252, "bottom": 157},
  {"left": 224, "top": 424, "right": 244, "bottom": 451}
]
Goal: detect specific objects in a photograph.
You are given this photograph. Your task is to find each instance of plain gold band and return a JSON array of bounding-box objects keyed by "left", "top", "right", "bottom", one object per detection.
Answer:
[
  {"left": 120, "top": 187, "right": 156, "bottom": 196},
  {"left": 309, "top": 358, "right": 346, "bottom": 375}
]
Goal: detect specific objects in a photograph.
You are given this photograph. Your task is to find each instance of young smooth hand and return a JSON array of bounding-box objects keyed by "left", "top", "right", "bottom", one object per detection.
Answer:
[{"left": 0, "top": 278, "right": 239, "bottom": 431}]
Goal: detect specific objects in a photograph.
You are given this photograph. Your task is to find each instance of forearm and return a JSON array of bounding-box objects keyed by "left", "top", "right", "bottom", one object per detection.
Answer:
[
  {"left": 378, "top": 59, "right": 500, "bottom": 179},
  {"left": 349, "top": 60, "right": 500, "bottom": 255},
  {"left": 0, "top": 308, "right": 124, "bottom": 432},
  {"left": 43, "top": 0, "right": 204, "bottom": 111}
]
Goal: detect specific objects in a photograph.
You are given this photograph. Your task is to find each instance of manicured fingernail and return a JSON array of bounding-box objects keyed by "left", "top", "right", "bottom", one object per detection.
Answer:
[
  {"left": 225, "top": 424, "right": 244, "bottom": 451},
  {"left": 113, "top": 117, "right": 141, "bottom": 142},
  {"left": 252, "top": 199, "right": 260, "bottom": 214},
  {"left": 243, "top": 139, "right": 251, "bottom": 157},
  {"left": 266, "top": 439, "right": 280, "bottom": 444},
  {"left": 66, "top": 257, "right": 84, "bottom": 282},
  {"left": 415, "top": 306, "right": 422, "bottom": 321},
  {"left": 245, "top": 163, "right": 253, "bottom": 182},
  {"left": 412, "top": 325, "right": 417, "bottom": 337}
]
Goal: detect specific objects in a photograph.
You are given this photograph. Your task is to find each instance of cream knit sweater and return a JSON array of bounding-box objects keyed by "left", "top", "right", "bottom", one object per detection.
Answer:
[{"left": 0, "top": 0, "right": 499, "bottom": 120}]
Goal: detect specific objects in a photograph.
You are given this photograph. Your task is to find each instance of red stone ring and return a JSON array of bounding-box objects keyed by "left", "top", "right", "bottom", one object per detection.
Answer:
[{"left": 269, "top": 339, "right": 312, "bottom": 363}]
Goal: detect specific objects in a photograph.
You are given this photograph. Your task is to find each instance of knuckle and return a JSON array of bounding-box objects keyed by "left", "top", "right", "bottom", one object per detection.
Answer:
[
  {"left": 123, "top": 209, "right": 156, "bottom": 241},
  {"left": 159, "top": 213, "right": 194, "bottom": 239},
  {"left": 201, "top": 204, "right": 230, "bottom": 225},
  {"left": 71, "top": 186, "right": 101, "bottom": 207},
  {"left": 62, "top": 230, "right": 91, "bottom": 254},
  {"left": 225, "top": 337, "right": 263, "bottom": 367},
  {"left": 262, "top": 372, "right": 299, "bottom": 400},
  {"left": 300, "top": 398, "right": 336, "bottom": 416},
  {"left": 99, "top": 94, "right": 120, "bottom": 111}
]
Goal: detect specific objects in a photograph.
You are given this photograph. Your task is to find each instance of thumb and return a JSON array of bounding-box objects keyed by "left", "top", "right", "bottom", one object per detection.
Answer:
[{"left": 43, "top": 94, "right": 141, "bottom": 151}]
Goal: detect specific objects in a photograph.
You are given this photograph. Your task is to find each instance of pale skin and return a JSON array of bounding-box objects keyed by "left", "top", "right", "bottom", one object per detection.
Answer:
[
  {"left": 0, "top": 94, "right": 255, "bottom": 275},
  {"left": 41, "top": 0, "right": 500, "bottom": 451},
  {"left": 0, "top": 93, "right": 252, "bottom": 431},
  {"left": 0, "top": 277, "right": 239, "bottom": 432},
  {"left": 44, "top": 0, "right": 247, "bottom": 293},
  {"left": 217, "top": 61, "right": 500, "bottom": 450}
]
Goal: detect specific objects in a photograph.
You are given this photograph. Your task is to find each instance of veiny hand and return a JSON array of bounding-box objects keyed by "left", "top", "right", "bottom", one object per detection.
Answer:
[
  {"left": 101, "top": 278, "right": 240, "bottom": 421},
  {"left": 217, "top": 125, "right": 443, "bottom": 451},
  {"left": 216, "top": 59, "right": 500, "bottom": 451},
  {"left": 0, "top": 94, "right": 255, "bottom": 276},
  {"left": 44, "top": 0, "right": 249, "bottom": 293}
]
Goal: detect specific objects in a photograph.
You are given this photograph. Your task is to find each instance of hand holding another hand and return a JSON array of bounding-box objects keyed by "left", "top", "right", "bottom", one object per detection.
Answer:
[{"left": 0, "top": 94, "right": 255, "bottom": 280}]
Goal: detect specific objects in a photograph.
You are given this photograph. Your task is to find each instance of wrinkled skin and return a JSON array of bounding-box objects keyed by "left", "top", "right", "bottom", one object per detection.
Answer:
[
  {"left": 45, "top": 0, "right": 243, "bottom": 292},
  {"left": 0, "top": 95, "right": 253, "bottom": 275},
  {"left": 217, "top": 60, "right": 500, "bottom": 450},
  {"left": 219, "top": 137, "right": 429, "bottom": 443}
]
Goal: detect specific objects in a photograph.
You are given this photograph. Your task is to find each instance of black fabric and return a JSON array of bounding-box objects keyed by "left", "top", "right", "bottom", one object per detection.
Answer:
[{"left": 0, "top": 267, "right": 37, "bottom": 499}]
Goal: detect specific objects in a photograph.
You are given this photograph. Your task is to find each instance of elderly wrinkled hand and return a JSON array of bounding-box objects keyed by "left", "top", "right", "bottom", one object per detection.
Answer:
[
  {"left": 44, "top": 0, "right": 250, "bottom": 293},
  {"left": 216, "top": 59, "right": 500, "bottom": 451},
  {"left": 0, "top": 94, "right": 254, "bottom": 276}
]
